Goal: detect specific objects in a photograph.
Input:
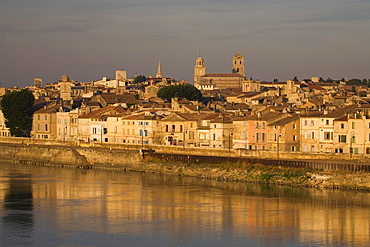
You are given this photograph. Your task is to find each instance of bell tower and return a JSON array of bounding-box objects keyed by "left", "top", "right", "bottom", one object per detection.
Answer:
[
  {"left": 232, "top": 52, "right": 245, "bottom": 77},
  {"left": 194, "top": 56, "right": 206, "bottom": 82}
]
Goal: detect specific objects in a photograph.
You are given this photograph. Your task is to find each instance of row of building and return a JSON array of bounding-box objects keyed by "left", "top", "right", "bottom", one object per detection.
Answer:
[
  {"left": 1, "top": 53, "right": 370, "bottom": 156},
  {"left": 2, "top": 99, "right": 367, "bottom": 156}
]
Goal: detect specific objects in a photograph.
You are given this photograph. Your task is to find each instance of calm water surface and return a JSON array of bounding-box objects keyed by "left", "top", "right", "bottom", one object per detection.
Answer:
[{"left": 0, "top": 161, "right": 369, "bottom": 247}]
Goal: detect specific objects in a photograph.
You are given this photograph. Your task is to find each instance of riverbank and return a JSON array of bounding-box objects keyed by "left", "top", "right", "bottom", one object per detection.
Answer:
[
  {"left": 141, "top": 156, "right": 370, "bottom": 191},
  {"left": 1, "top": 142, "right": 370, "bottom": 191}
]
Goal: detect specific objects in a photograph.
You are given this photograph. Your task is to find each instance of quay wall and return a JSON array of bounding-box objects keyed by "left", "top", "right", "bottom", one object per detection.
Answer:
[
  {"left": 1, "top": 141, "right": 370, "bottom": 191},
  {"left": 1, "top": 136, "right": 370, "bottom": 162}
]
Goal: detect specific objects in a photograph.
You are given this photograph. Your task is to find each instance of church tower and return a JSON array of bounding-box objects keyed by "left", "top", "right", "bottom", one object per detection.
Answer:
[
  {"left": 232, "top": 52, "right": 245, "bottom": 77},
  {"left": 59, "top": 75, "right": 72, "bottom": 108},
  {"left": 156, "top": 60, "right": 163, "bottom": 78},
  {"left": 194, "top": 56, "right": 206, "bottom": 82}
]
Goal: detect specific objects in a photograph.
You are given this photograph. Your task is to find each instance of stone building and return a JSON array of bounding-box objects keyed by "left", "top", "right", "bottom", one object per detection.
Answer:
[{"left": 194, "top": 53, "right": 246, "bottom": 90}]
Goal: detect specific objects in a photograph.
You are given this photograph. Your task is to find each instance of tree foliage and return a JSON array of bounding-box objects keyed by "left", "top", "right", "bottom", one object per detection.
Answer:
[
  {"left": 1, "top": 89, "right": 35, "bottom": 137},
  {"left": 133, "top": 75, "right": 146, "bottom": 84},
  {"left": 157, "top": 84, "right": 202, "bottom": 102}
]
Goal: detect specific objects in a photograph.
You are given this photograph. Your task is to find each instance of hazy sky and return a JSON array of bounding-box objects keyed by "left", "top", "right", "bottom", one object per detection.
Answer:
[{"left": 1, "top": 0, "right": 370, "bottom": 88}]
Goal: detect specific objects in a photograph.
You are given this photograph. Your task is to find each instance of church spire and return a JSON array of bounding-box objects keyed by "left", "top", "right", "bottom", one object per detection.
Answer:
[{"left": 156, "top": 60, "right": 162, "bottom": 78}]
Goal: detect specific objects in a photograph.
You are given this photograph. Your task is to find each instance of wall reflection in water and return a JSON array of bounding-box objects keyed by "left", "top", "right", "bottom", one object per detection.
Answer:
[{"left": 0, "top": 162, "right": 369, "bottom": 246}]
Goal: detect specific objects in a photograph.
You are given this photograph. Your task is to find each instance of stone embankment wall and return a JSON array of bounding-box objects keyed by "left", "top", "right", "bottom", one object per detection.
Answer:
[
  {"left": 0, "top": 143, "right": 141, "bottom": 169},
  {"left": 2, "top": 136, "right": 370, "bottom": 162},
  {"left": 1, "top": 140, "right": 370, "bottom": 191}
]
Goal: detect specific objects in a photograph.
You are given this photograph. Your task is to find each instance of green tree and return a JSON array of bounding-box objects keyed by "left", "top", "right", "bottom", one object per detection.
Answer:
[
  {"left": 133, "top": 75, "right": 146, "bottom": 84},
  {"left": 157, "top": 84, "right": 202, "bottom": 102},
  {"left": 1, "top": 89, "right": 35, "bottom": 137},
  {"left": 326, "top": 78, "right": 334, "bottom": 83},
  {"left": 347, "top": 78, "right": 363, "bottom": 85}
]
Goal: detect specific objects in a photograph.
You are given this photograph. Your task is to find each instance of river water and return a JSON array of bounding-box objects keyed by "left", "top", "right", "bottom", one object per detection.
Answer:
[{"left": 0, "top": 161, "right": 369, "bottom": 247}]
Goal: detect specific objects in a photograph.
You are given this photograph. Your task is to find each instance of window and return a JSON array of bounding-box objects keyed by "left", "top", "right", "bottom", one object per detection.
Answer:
[
  {"left": 45, "top": 124, "right": 48, "bottom": 131},
  {"left": 45, "top": 115, "right": 48, "bottom": 120},
  {"left": 311, "top": 120, "right": 314, "bottom": 126},
  {"left": 352, "top": 135, "right": 356, "bottom": 143},
  {"left": 293, "top": 135, "right": 297, "bottom": 141},
  {"left": 165, "top": 125, "right": 169, "bottom": 132},
  {"left": 341, "top": 123, "right": 345, "bottom": 129},
  {"left": 261, "top": 133, "right": 265, "bottom": 142},
  {"left": 339, "top": 135, "right": 347, "bottom": 143},
  {"left": 291, "top": 146, "right": 296, "bottom": 152},
  {"left": 38, "top": 115, "right": 40, "bottom": 120},
  {"left": 324, "top": 132, "right": 333, "bottom": 140},
  {"left": 311, "top": 132, "right": 315, "bottom": 139},
  {"left": 180, "top": 125, "right": 183, "bottom": 133},
  {"left": 304, "top": 120, "right": 308, "bottom": 126},
  {"left": 326, "top": 120, "right": 329, "bottom": 125},
  {"left": 93, "top": 128, "right": 97, "bottom": 134},
  {"left": 189, "top": 131, "right": 194, "bottom": 139},
  {"left": 213, "top": 134, "right": 216, "bottom": 140},
  {"left": 293, "top": 124, "right": 296, "bottom": 129},
  {"left": 352, "top": 122, "right": 356, "bottom": 129},
  {"left": 172, "top": 125, "right": 175, "bottom": 132}
]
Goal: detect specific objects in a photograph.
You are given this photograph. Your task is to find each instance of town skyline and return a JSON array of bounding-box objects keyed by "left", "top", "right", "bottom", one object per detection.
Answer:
[{"left": 1, "top": 0, "right": 370, "bottom": 88}]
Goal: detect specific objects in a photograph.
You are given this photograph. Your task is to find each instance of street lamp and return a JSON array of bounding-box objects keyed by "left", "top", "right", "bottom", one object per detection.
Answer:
[
  {"left": 277, "top": 131, "right": 281, "bottom": 159},
  {"left": 350, "top": 131, "right": 355, "bottom": 158},
  {"left": 101, "top": 124, "right": 105, "bottom": 145},
  {"left": 228, "top": 131, "right": 233, "bottom": 153},
  {"left": 64, "top": 125, "right": 67, "bottom": 142},
  {"left": 183, "top": 128, "right": 187, "bottom": 149},
  {"left": 141, "top": 125, "right": 146, "bottom": 148}
]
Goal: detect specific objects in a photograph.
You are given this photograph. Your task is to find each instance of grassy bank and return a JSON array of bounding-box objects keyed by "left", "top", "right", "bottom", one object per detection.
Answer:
[{"left": 144, "top": 157, "right": 370, "bottom": 191}]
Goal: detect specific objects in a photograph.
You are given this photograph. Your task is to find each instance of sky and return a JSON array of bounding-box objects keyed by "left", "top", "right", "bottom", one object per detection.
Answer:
[{"left": 1, "top": 0, "right": 370, "bottom": 88}]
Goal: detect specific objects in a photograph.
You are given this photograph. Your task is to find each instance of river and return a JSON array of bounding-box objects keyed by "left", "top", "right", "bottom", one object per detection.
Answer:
[{"left": 0, "top": 161, "right": 369, "bottom": 247}]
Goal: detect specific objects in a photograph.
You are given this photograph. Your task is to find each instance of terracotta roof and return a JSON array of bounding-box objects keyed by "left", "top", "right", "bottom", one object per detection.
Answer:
[
  {"left": 79, "top": 106, "right": 126, "bottom": 119},
  {"left": 121, "top": 113, "right": 162, "bottom": 120},
  {"left": 34, "top": 103, "right": 60, "bottom": 114},
  {"left": 174, "top": 113, "right": 219, "bottom": 121},
  {"left": 324, "top": 105, "right": 356, "bottom": 118},
  {"left": 268, "top": 116, "right": 299, "bottom": 126},
  {"left": 308, "top": 85, "right": 326, "bottom": 91}
]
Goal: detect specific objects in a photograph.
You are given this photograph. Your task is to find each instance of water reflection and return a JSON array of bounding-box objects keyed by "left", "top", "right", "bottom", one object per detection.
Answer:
[
  {"left": 1, "top": 171, "right": 34, "bottom": 246},
  {"left": 0, "top": 162, "right": 369, "bottom": 247}
]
